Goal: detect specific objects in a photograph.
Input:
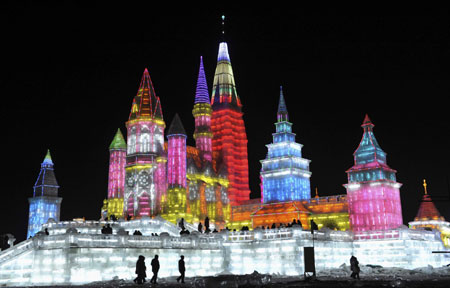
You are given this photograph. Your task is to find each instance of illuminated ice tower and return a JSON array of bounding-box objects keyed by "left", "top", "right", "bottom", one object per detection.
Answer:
[
  {"left": 124, "top": 69, "right": 166, "bottom": 218},
  {"left": 163, "top": 113, "right": 188, "bottom": 223},
  {"left": 103, "top": 128, "right": 126, "bottom": 219},
  {"left": 345, "top": 115, "right": 403, "bottom": 231},
  {"left": 27, "top": 150, "right": 62, "bottom": 238},
  {"left": 260, "top": 87, "right": 311, "bottom": 203},
  {"left": 211, "top": 29, "right": 251, "bottom": 206},
  {"left": 193, "top": 56, "right": 213, "bottom": 162}
]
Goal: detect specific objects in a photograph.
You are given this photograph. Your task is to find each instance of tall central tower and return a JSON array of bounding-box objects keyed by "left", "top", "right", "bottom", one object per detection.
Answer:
[
  {"left": 124, "top": 69, "right": 166, "bottom": 218},
  {"left": 211, "top": 39, "right": 251, "bottom": 206}
]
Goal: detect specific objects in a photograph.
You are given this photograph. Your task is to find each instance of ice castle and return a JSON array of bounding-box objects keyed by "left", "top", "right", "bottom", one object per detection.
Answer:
[{"left": 1, "top": 27, "right": 449, "bottom": 287}]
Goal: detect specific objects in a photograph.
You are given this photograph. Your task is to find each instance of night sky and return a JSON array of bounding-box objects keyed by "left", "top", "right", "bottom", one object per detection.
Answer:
[{"left": 1, "top": 3, "right": 449, "bottom": 242}]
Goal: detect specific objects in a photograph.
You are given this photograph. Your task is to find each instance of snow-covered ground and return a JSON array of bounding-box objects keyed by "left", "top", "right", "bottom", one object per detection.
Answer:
[{"left": 10, "top": 265, "right": 449, "bottom": 288}]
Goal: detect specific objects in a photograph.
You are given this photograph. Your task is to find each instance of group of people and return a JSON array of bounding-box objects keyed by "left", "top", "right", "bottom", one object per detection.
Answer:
[
  {"left": 134, "top": 254, "right": 186, "bottom": 284},
  {"left": 100, "top": 224, "right": 113, "bottom": 234}
]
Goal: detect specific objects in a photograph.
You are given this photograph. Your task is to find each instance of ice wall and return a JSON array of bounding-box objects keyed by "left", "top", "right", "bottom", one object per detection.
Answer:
[{"left": 0, "top": 220, "right": 448, "bottom": 286}]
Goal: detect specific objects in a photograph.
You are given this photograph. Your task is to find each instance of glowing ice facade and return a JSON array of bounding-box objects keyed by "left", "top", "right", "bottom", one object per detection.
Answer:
[
  {"left": 27, "top": 150, "right": 62, "bottom": 239},
  {"left": 3, "top": 217, "right": 448, "bottom": 286},
  {"left": 102, "top": 129, "right": 126, "bottom": 219},
  {"left": 344, "top": 115, "right": 403, "bottom": 232},
  {"left": 124, "top": 69, "right": 166, "bottom": 218},
  {"left": 211, "top": 42, "right": 251, "bottom": 206},
  {"left": 163, "top": 114, "right": 188, "bottom": 222},
  {"left": 260, "top": 88, "right": 311, "bottom": 203}
]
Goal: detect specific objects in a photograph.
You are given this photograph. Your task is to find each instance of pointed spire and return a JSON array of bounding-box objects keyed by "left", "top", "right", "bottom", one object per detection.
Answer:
[
  {"left": 109, "top": 128, "right": 127, "bottom": 150},
  {"left": 277, "top": 86, "right": 289, "bottom": 122},
  {"left": 354, "top": 114, "right": 387, "bottom": 165},
  {"left": 154, "top": 97, "right": 163, "bottom": 120},
  {"left": 423, "top": 179, "right": 428, "bottom": 195},
  {"left": 315, "top": 187, "right": 319, "bottom": 199},
  {"left": 43, "top": 149, "right": 53, "bottom": 165},
  {"left": 129, "top": 68, "right": 158, "bottom": 121},
  {"left": 361, "top": 114, "right": 374, "bottom": 130},
  {"left": 211, "top": 41, "right": 241, "bottom": 108},
  {"left": 415, "top": 180, "right": 445, "bottom": 221},
  {"left": 194, "top": 56, "right": 210, "bottom": 104},
  {"left": 168, "top": 113, "right": 186, "bottom": 136}
]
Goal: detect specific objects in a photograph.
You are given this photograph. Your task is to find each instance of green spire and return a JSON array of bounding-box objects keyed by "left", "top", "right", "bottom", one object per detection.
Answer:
[
  {"left": 43, "top": 149, "right": 53, "bottom": 165},
  {"left": 109, "top": 128, "right": 127, "bottom": 150}
]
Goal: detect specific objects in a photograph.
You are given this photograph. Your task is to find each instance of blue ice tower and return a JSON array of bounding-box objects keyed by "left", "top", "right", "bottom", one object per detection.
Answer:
[
  {"left": 27, "top": 150, "right": 62, "bottom": 238},
  {"left": 260, "top": 87, "right": 311, "bottom": 203}
]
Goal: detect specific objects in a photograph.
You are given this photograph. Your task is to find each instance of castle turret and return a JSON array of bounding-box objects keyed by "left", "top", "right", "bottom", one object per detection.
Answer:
[
  {"left": 163, "top": 113, "right": 188, "bottom": 223},
  {"left": 211, "top": 30, "right": 251, "bottom": 206},
  {"left": 102, "top": 129, "right": 126, "bottom": 219},
  {"left": 345, "top": 115, "right": 403, "bottom": 232},
  {"left": 260, "top": 87, "right": 311, "bottom": 203},
  {"left": 124, "top": 69, "right": 166, "bottom": 218},
  {"left": 193, "top": 56, "right": 213, "bottom": 162},
  {"left": 27, "top": 150, "right": 62, "bottom": 238}
]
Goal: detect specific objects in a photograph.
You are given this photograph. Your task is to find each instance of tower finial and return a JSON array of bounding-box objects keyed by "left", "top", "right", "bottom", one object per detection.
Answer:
[
  {"left": 315, "top": 187, "right": 319, "bottom": 198},
  {"left": 423, "top": 179, "right": 428, "bottom": 195},
  {"left": 221, "top": 15, "right": 225, "bottom": 41}
]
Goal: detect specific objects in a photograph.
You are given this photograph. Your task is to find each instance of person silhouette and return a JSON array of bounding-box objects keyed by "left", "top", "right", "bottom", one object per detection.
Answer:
[
  {"left": 204, "top": 216, "right": 210, "bottom": 233},
  {"left": 176, "top": 255, "right": 185, "bottom": 283},
  {"left": 198, "top": 222, "right": 203, "bottom": 233},
  {"left": 150, "top": 255, "right": 160, "bottom": 284},
  {"left": 350, "top": 255, "right": 360, "bottom": 279},
  {"left": 134, "top": 255, "right": 146, "bottom": 284}
]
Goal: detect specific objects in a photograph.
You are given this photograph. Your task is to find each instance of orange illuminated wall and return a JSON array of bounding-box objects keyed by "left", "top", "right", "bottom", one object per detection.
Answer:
[{"left": 251, "top": 201, "right": 310, "bottom": 229}]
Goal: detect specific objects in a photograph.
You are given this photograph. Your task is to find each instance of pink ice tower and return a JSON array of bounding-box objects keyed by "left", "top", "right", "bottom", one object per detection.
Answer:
[
  {"left": 344, "top": 115, "right": 403, "bottom": 232},
  {"left": 167, "top": 113, "right": 187, "bottom": 188},
  {"left": 107, "top": 128, "right": 126, "bottom": 199},
  {"left": 192, "top": 56, "right": 213, "bottom": 162}
]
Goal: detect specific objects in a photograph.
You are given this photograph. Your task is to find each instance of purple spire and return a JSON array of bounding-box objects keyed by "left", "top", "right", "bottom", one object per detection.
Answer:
[{"left": 194, "top": 56, "right": 210, "bottom": 104}]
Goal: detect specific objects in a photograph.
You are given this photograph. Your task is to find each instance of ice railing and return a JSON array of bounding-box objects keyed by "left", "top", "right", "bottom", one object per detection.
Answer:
[
  {"left": 353, "top": 226, "right": 440, "bottom": 241},
  {"left": 225, "top": 227, "right": 353, "bottom": 242},
  {"left": 26, "top": 232, "right": 223, "bottom": 250},
  {"left": 42, "top": 216, "right": 181, "bottom": 236},
  {"left": 0, "top": 238, "right": 34, "bottom": 265}
]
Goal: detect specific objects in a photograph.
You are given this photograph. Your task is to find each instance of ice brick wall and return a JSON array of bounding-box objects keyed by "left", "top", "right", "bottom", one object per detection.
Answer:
[{"left": 0, "top": 224, "right": 448, "bottom": 286}]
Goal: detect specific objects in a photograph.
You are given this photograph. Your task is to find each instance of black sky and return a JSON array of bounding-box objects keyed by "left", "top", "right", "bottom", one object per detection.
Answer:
[{"left": 1, "top": 3, "right": 449, "bottom": 242}]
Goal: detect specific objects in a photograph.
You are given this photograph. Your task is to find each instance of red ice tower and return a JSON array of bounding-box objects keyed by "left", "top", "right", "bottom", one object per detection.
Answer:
[{"left": 211, "top": 41, "right": 251, "bottom": 206}]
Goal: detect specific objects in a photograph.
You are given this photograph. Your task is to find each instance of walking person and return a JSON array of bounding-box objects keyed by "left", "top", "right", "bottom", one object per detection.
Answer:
[
  {"left": 134, "top": 255, "right": 146, "bottom": 284},
  {"left": 350, "top": 255, "right": 360, "bottom": 279},
  {"left": 150, "top": 255, "right": 160, "bottom": 284},
  {"left": 176, "top": 255, "right": 185, "bottom": 283}
]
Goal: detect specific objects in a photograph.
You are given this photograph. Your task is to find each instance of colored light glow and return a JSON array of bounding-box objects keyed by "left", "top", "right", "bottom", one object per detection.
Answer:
[
  {"left": 124, "top": 69, "right": 166, "bottom": 218},
  {"left": 260, "top": 88, "right": 311, "bottom": 203},
  {"left": 167, "top": 134, "right": 187, "bottom": 188},
  {"left": 345, "top": 115, "right": 403, "bottom": 232},
  {"left": 28, "top": 151, "right": 62, "bottom": 238}
]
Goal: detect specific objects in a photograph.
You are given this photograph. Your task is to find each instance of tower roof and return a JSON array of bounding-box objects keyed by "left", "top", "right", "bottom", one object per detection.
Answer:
[
  {"left": 34, "top": 150, "right": 59, "bottom": 197},
  {"left": 277, "top": 86, "right": 289, "bottom": 122},
  {"left": 128, "top": 68, "right": 162, "bottom": 121},
  {"left": 109, "top": 128, "right": 126, "bottom": 150},
  {"left": 194, "top": 56, "right": 210, "bottom": 104},
  {"left": 353, "top": 114, "right": 387, "bottom": 165},
  {"left": 168, "top": 113, "right": 186, "bottom": 136},
  {"left": 43, "top": 149, "right": 53, "bottom": 165},
  {"left": 414, "top": 179, "right": 445, "bottom": 221},
  {"left": 211, "top": 41, "right": 242, "bottom": 110}
]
